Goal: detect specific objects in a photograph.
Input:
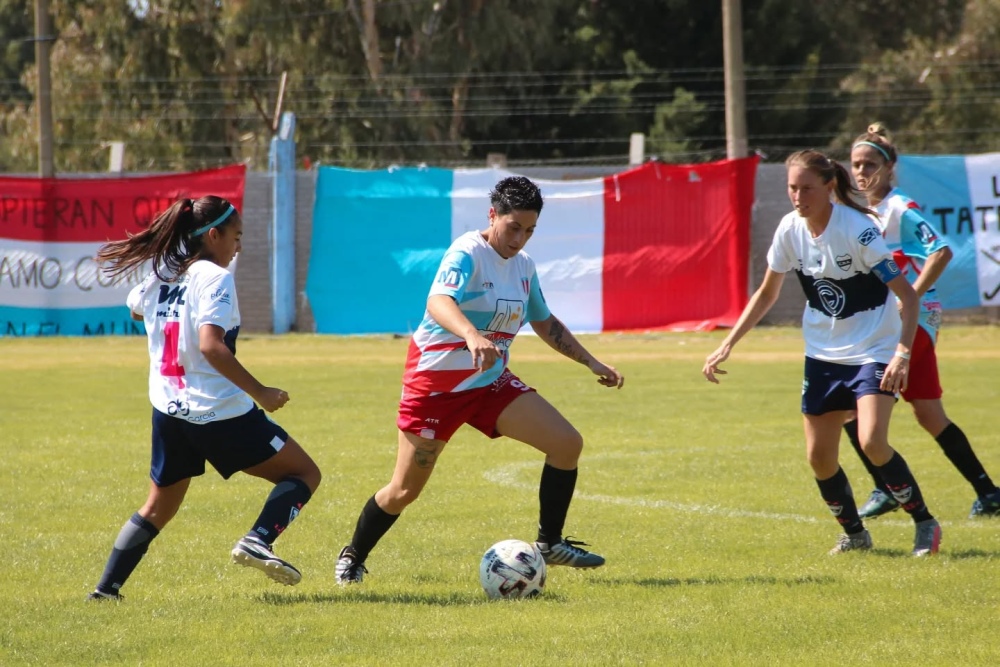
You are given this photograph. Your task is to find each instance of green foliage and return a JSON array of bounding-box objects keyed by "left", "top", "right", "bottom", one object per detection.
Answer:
[
  {"left": 2, "top": 329, "right": 1000, "bottom": 665},
  {"left": 0, "top": 0, "right": 994, "bottom": 170}
]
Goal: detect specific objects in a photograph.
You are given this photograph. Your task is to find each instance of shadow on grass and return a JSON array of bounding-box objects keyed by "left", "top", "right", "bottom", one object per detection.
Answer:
[
  {"left": 867, "top": 547, "right": 999, "bottom": 559},
  {"left": 596, "top": 574, "right": 839, "bottom": 588},
  {"left": 257, "top": 589, "right": 570, "bottom": 606}
]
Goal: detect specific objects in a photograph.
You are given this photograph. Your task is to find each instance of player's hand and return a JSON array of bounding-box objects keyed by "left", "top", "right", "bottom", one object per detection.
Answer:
[
  {"left": 466, "top": 333, "right": 502, "bottom": 373},
  {"left": 256, "top": 386, "right": 290, "bottom": 412},
  {"left": 702, "top": 344, "right": 731, "bottom": 384},
  {"left": 881, "top": 356, "right": 909, "bottom": 394},
  {"left": 589, "top": 360, "right": 624, "bottom": 389}
]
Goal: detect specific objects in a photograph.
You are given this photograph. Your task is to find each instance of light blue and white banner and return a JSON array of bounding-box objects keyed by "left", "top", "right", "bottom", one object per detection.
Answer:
[{"left": 897, "top": 153, "right": 1000, "bottom": 307}]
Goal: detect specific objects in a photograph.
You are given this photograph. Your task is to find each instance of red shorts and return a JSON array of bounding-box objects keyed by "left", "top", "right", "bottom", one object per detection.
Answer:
[
  {"left": 901, "top": 326, "right": 943, "bottom": 402},
  {"left": 397, "top": 368, "right": 536, "bottom": 442}
]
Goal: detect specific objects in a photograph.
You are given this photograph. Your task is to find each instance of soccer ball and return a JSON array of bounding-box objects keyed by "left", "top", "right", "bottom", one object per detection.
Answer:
[{"left": 479, "top": 539, "right": 547, "bottom": 600}]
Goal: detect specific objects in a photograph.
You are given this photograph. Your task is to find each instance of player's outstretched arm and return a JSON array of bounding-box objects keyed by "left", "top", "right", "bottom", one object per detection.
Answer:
[
  {"left": 530, "top": 314, "right": 624, "bottom": 389},
  {"left": 703, "top": 268, "right": 785, "bottom": 384},
  {"left": 198, "top": 324, "right": 289, "bottom": 412}
]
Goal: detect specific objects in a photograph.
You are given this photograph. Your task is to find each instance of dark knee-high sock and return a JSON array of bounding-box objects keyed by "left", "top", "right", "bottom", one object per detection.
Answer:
[
  {"left": 843, "top": 420, "right": 891, "bottom": 495},
  {"left": 248, "top": 477, "right": 313, "bottom": 545},
  {"left": 876, "top": 452, "right": 933, "bottom": 522},
  {"left": 935, "top": 423, "right": 997, "bottom": 497},
  {"left": 537, "top": 464, "right": 578, "bottom": 545},
  {"left": 95, "top": 512, "right": 161, "bottom": 595},
  {"left": 348, "top": 495, "right": 399, "bottom": 562},
  {"left": 816, "top": 467, "right": 864, "bottom": 534}
]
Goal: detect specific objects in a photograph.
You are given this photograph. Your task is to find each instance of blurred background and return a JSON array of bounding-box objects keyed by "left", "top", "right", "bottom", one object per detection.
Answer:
[{"left": 1, "top": 0, "right": 996, "bottom": 173}]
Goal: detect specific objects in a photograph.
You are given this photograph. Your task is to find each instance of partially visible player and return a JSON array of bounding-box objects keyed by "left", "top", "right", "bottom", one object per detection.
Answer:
[
  {"left": 847, "top": 123, "right": 1000, "bottom": 519},
  {"left": 87, "top": 196, "right": 321, "bottom": 600},
  {"left": 334, "top": 176, "right": 624, "bottom": 585},
  {"left": 703, "top": 149, "right": 942, "bottom": 556}
]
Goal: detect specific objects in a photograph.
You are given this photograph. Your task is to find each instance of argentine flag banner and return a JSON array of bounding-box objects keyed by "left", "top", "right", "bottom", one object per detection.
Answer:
[
  {"left": 897, "top": 153, "right": 1000, "bottom": 307},
  {"left": 306, "top": 157, "right": 759, "bottom": 335}
]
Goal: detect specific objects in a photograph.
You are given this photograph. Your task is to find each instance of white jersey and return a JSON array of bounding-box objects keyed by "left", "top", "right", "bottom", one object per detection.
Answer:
[
  {"left": 767, "top": 203, "right": 902, "bottom": 365},
  {"left": 401, "top": 231, "right": 551, "bottom": 398},
  {"left": 127, "top": 260, "right": 252, "bottom": 422}
]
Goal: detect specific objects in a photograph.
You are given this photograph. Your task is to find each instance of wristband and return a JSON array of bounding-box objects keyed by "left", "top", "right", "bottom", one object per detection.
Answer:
[{"left": 894, "top": 351, "right": 911, "bottom": 361}]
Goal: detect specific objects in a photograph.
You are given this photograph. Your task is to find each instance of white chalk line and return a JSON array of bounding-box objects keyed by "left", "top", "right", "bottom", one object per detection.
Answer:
[{"left": 483, "top": 459, "right": 995, "bottom": 530}]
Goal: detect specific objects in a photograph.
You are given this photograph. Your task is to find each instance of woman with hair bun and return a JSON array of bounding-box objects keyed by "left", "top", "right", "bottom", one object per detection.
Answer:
[{"left": 845, "top": 124, "right": 1000, "bottom": 519}]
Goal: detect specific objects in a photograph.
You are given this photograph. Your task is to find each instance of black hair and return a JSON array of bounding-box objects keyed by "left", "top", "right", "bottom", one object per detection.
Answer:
[{"left": 489, "top": 176, "right": 544, "bottom": 215}]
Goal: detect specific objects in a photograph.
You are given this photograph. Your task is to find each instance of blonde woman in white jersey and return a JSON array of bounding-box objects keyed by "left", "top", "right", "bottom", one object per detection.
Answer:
[
  {"left": 334, "top": 176, "right": 624, "bottom": 585},
  {"left": 87, "top": 196, "right": 321, "bottom": 600},
  {"left": 844, "top": 123, "right": 1000, "bottom": 519},
  {"left": 703, "top": 150, "right": 942, "bottom": 556}
]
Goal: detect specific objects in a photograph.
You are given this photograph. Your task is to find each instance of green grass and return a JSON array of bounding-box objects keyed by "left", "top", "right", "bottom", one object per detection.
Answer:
[{"left": 2, "top": 327, "right": 999, "bottom": 666}]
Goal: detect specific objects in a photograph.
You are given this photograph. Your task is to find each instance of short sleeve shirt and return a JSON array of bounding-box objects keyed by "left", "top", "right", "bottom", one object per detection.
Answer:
[
  {"left": 767, "top": 203, "right": 902, "bottom": 364},
  {"left": 127, "top": 260, "right": 251, "bottom": 422},
  {"left": 401, "top": 231, "right": 551, "bottom": 398}
]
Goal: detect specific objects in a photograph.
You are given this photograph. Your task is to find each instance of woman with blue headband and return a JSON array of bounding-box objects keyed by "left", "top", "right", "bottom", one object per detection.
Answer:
[
  {"left": 847, "top": 123, "right": 1000, "bottom": 519},
  {"left": 87, "top": 196, "right": 322, "bottom": 600}
]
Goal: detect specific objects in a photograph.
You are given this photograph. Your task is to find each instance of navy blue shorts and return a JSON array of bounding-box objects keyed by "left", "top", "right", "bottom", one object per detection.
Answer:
[
  {"left": 801, "top": 357, "right": 894, "bottom": 415},
  {"left": 150, "top": 407, "right": 289, "bottom": 487}
]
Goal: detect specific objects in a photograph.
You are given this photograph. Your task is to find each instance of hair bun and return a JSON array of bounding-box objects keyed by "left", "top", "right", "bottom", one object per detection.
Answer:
[{"left": 867, "top": 122, "right": 889, "bottom": 138}]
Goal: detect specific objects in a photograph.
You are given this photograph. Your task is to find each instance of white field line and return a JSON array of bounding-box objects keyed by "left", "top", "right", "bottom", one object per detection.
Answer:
[{"left": 483, "top": 460, "right": 991, "bottom": 529}]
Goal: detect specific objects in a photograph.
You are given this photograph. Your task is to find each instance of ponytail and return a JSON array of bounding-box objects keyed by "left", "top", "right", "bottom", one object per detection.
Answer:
[
  {"left": 97, "top": 195, "right": 238, "bottom": 282},
  {"left": 786, "top": 149, "right": 875, "bottom": 218}
]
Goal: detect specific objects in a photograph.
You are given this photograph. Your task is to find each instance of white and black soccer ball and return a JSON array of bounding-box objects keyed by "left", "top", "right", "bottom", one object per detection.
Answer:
[{"left": 479, "top": 539, "right": 547, "bottom": 600}]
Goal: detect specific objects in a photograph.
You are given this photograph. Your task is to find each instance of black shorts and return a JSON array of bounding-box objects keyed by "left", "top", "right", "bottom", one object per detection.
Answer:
[
  {"left": 149, "top": 406, "right": 288, "bottom": 486},
  {"left": 801, "top": 357, "right": 894, "bottom": 416}
]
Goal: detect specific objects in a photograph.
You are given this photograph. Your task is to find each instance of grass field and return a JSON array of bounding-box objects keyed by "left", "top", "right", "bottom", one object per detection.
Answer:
[{"left": 2, "top": 327, "right": 999, "bottom": 666}]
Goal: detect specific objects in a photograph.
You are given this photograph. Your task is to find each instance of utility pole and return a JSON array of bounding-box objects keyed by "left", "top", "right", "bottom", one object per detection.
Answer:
[
  {"left": 35, "top": 0, "right": 54, "bottom": 177},
  {"left": 722, "top": 0, "right": 748, "bottom": 159}
]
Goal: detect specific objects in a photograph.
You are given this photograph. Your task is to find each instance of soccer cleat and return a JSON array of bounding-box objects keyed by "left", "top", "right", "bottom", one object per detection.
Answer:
[
  {"left": 969, "top": 489, "right": 1000, "bottom": 518},
  {"left": 858, "top": 489, "right": 900, "bottom": 519},
  {"left": 334, "top": 546, "right": 368, "bottom": 585},
  {"left": 828, "top": 529, "right": 873, "bottom": 555},
  {"left": 912, "top": 518, "right": 942, "bottom": 557},
  {"left": 86, "top": 590, "right": 123, "bottom": 602},
  {"left": 231, "top": 535, "right": 302, "bottom": 586},
  {"left": 535, "top": 537, "right": 605, "bottom": 568}
]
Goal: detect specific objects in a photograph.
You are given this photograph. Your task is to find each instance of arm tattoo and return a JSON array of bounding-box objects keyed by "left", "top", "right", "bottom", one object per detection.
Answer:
[{"left": 547, "top": 318, "right": 590, "bottom": 365}]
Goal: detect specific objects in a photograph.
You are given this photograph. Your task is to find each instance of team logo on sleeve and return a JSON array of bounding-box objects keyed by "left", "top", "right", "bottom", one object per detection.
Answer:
[
  {"left": 916, "top": 222, "right": 938, "bottom": 244},
  {"left": 857, "top": 228, "right": 879, "bottom": 246},
  {"left": 835, "top": 254, "right": 853, "bottom": 271}
]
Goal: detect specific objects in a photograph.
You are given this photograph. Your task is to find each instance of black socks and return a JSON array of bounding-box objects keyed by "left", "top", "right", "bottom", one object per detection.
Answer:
[{"left": 95, "top": 512, "right": 160, "bottom": 596}]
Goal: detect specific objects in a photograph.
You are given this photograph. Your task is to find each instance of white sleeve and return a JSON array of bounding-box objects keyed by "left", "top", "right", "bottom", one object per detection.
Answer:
[
  {"left": 765, "top": 220, "right": 794, "bottom": 273},
  {"left": 194, "top": 271, "right": 236, "bottom": 329}
]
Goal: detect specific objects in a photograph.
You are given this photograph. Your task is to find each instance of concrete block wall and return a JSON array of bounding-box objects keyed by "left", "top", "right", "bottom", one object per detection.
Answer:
[{"left": 233, "top": 164, "right": 991, "bottom": 333}]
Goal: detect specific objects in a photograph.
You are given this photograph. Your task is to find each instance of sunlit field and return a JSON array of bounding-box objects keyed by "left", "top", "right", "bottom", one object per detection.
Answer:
[{"left": 2, "top": 327, "right": 999, "bottom": 666}]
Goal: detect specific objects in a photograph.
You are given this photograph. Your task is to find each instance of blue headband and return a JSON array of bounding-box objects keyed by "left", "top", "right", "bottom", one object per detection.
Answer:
[
  {"left": 853, "top": 140, "right": 891, "bottom": 162},
  {"left": 190, "top": 204, "right": 236, "bottom": 237}
]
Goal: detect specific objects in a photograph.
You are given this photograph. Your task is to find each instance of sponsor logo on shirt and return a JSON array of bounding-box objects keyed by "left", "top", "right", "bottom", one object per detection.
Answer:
[
  {"left": 437, "top": 267, "right": 461, "bottom": 288},
  {"left": 210, "top": 287, "right": 231, "bottom": 305}
]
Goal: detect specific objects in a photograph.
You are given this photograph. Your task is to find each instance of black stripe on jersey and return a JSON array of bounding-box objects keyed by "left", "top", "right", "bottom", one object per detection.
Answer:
[{"left": 794, "top": 270, "right": 888, "bottom": 319}]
